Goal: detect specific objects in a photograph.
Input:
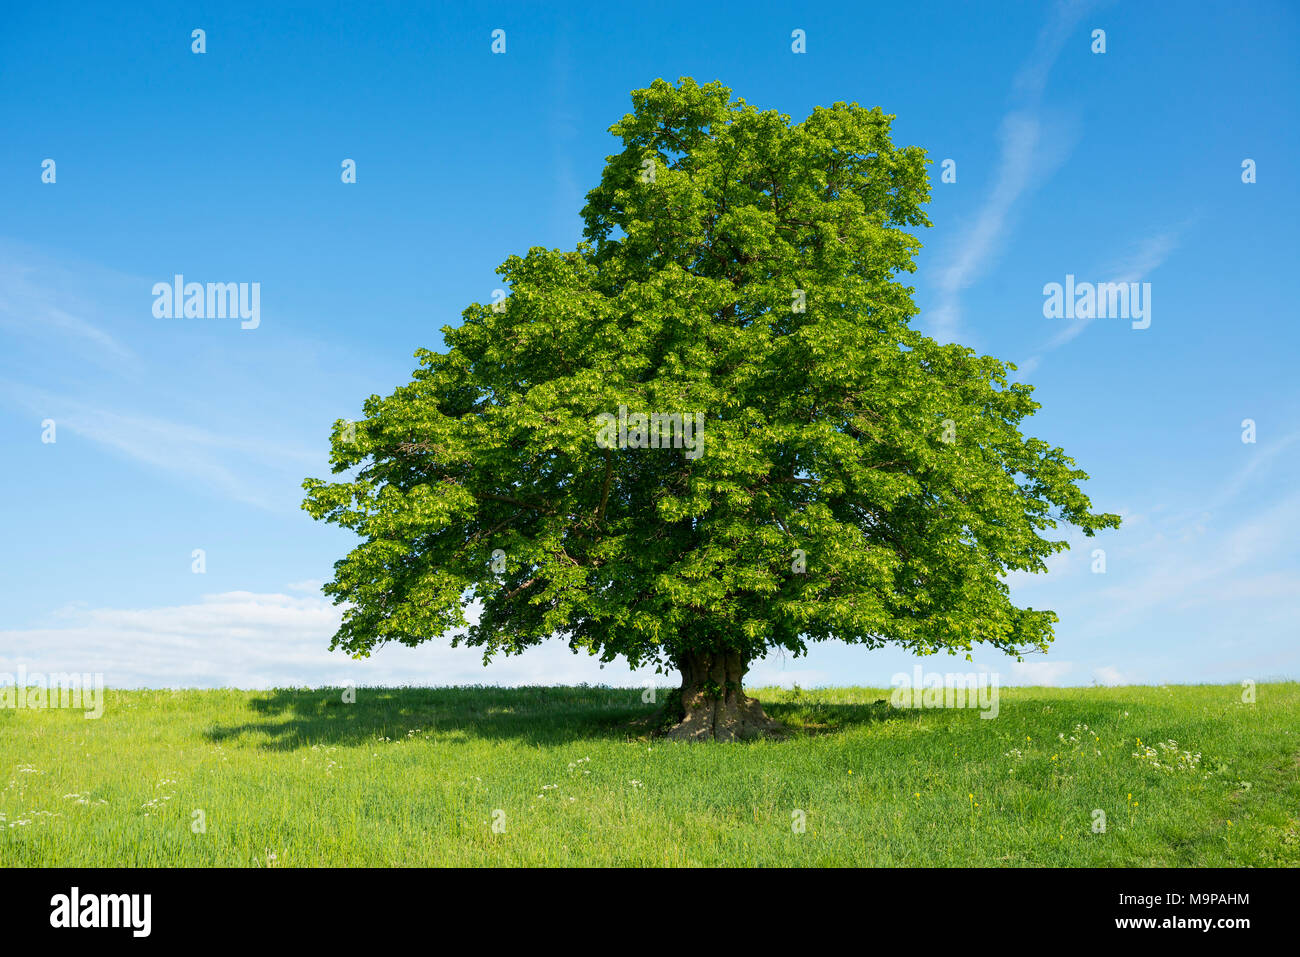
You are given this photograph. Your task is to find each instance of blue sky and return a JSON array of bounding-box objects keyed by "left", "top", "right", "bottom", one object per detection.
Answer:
[{"left": 2, "top": 0, "right": 1297, "bottom": 689}]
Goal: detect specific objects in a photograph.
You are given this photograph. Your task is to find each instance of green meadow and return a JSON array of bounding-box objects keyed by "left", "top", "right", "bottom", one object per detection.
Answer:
[{"left": 1, "top": 683, "right": 1296, "bottom": 867}]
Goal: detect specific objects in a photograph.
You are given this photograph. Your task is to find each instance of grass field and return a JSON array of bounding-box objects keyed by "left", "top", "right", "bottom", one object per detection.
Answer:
[{"left": 1, "top": 683, "right": 1296, "bottom": 867}]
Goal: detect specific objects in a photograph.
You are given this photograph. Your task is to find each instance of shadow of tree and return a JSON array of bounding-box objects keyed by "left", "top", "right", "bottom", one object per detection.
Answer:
[
  {"left": 202, "top": 686, "right": 903, "bottom": 750},
  {"left": 204, "top": 686, "right": 649, "bottom": 750},
  {"left": 764, "top": 696, "right": 900, "bottom": 735}
]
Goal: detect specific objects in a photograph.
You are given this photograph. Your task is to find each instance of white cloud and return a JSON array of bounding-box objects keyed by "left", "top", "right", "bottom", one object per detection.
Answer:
[
  {"left": 0, "top": 589, "right": 663, "bottom": 689},
  {"left": 1092, "top": 665, "right": 1127, "bottom": 686}
]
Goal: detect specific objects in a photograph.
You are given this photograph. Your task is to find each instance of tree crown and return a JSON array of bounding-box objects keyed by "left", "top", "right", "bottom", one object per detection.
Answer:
[{"left": 303, "top": 77, "right": 1120, "bottom": 673}]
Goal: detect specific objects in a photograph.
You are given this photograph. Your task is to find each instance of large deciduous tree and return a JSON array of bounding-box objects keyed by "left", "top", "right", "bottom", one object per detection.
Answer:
[{"left": 303, "top": 78, "right": 1119, "bottom": 741}]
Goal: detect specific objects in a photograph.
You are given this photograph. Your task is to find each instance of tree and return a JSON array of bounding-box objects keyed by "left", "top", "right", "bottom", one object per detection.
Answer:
[{"left": 302, "top": 77, "right": 1120, "bottom": 741}]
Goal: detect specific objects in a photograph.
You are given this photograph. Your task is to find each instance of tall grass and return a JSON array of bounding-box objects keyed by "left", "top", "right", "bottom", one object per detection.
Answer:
[{"left": 1, "top": 683, "right": 1295, "bottom": 866}]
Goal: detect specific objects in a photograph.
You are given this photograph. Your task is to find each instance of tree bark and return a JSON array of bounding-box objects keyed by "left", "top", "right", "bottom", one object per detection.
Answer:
[{"left": 661, "top": 649, "right": 784, "bottom": 741}]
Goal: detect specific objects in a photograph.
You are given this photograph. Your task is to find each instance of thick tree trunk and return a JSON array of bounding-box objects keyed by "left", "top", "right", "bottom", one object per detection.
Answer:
[{"left": 662, "top": 649, "right": 784, "bottom": 741}]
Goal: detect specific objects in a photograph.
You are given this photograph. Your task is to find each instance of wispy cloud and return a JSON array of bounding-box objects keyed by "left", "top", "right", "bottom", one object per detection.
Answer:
[
  {"left": 0, "top": 252, "right": 138, "bottom": 369},
  {"left": 992, "top": 422, "right": 1300, "bottom": 684},
  {"left": 1013, "top": 0, "right": 1101, "bottom": 102},
  {"left": 929, "top": 113, "right": 1060, "bottom": 341},
  {"left": 1089, "top": 489, "right": 1300, "bottom": 627},
  {"left": 1208, "top": 428, "right": 1300, "bottom": 510},
  {"left": 1001, "top": 478, "right": 1300, "bottom": 683},
  {"left": 925, "top": 0, "right": 1096, "bottom": 342},
  {"left": 2, "top": 382, "right": 320, "bottom": 509},
  {"left": 1026, "top": 227, "right": 1183, "bottom": 365}
]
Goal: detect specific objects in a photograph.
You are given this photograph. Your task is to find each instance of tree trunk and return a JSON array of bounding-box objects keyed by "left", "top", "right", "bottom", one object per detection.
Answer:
[{"left": 662, "top": 649, "right": 783, "bottom": 741}]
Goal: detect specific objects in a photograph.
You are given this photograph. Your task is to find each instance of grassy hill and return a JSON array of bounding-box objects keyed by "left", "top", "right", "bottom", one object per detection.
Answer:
[{"left": 2, "top": 683, "right": 1296, "bottom": 866}]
